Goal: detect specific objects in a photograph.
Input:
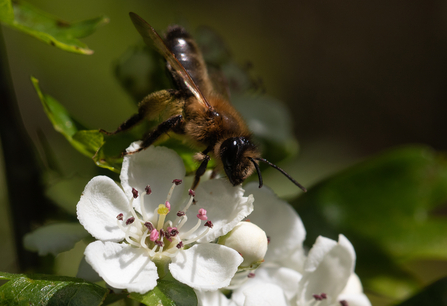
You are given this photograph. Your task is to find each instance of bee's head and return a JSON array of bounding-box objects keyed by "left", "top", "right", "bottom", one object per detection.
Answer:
[
  {"left": 219, "top": 137, "right": 307, "bottom": 192},
  {"left": 219, "top": 137, "right": 259, "bottom": 186}
]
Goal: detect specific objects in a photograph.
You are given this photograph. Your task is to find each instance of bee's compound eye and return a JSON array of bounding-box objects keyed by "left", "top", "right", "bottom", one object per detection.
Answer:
[{"left": 220, "top": 138, "right": 240, "bottom": 169}]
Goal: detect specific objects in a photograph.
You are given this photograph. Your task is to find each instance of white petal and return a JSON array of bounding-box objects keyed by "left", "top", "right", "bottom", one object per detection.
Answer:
[
  {"left": 338, "top": 274, "right": 372, "bottom": 306},
  {"left": 251, "top": 265, "right": 302, "bottom": 301},
  {"left": 243, "top": 183, "right": 306, "bottom": 264},
  {"left": 120, "top": 145, "right": 186, "bottom": 217},
  {"left": 195, "top": 290, "right": 237, "bottom": 306},
  {"left": 84, "top": 241, "right": 158, "bottom": 293},
  {"left": 341, "top": 273, "right": 364, "bottom": 295},
  {"left": 77, "top": 176, "right": 129, "bottom": 241},
  {"left": 184, "top": 179, "right": 254, "bottom": 243},
  {"left": 338, "top": 293, "right": 372, "bottom": 306},
  {"left": 169, "top": 244, "right": 243, "bottom": 290},
  {"left": 297, "top": 235, "right": 356, "bottom": 305},
  {"left": 238, "top": 283, "right": 289, "bottom": 306},
  {"left": 24, "top": 223, "right": 88, "bottom": 256},
  {"left": 76, "top": 256, "right": 102, "bottom": 283}
]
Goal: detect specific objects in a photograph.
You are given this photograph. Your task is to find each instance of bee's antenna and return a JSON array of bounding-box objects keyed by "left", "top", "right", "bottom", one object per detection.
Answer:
[
  {"left": 256, "top": 158, "right": 307, "bottom": 192},
  {"left": 248, "top": 157, "right": 263, "bottom": 188}
]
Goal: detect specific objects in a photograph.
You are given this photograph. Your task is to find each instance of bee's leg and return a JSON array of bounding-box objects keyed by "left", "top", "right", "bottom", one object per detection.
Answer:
[
  {"left": 100, "top": 89, "right": 181, "bottom": 135},
  {"left": 191, "top": 146, "right": 212, "bottom": 190},
  {"left": 124, "top": 115, "right": 184, "bottom": 155},
  {"left": 99, "top": 113, "right": 144, "bottom": 135},
  {"left": 191, "top": 155, "right": 210, "bottom": 190}
]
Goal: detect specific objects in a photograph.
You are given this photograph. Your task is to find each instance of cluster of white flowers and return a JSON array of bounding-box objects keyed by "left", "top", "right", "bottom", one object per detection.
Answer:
[{"left": 76, "top": 143, "right": 371, "bottom": 306}]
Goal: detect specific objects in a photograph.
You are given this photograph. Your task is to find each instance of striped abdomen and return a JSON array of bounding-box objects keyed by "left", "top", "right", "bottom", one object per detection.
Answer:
[{"left": 164, "top": 26, "right": 213, "bottom": 96}]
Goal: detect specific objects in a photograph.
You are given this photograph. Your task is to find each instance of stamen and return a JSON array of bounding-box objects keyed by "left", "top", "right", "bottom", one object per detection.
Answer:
[
  {"left": 168, "top": 227, "right": 179, "bottom": 237},
  {"left": 197, "top": 208, "right": 208, "bottom": 220},
  {"left": 339, "top": 301, "right": 348, "bottom": 306},
  {"left": 176, "top": 241, "right": 184, "bottom": 249},
  {"left": 126, "top": 217, "right": 135, "bottom": 225},
  {"left": 127, "top": 197, "right": 140, "bottom": 221},
  {"left": 267, "top": 236, "right": 271, "bottom": 244},
  {"left": 165, "top": 181, "right": 179, "bottom": 205},
  {"left": 320, "top": 293, "right": 327, "bottom": 299},
  {"left": 139, "top": 194, "right": 148, "bottom": 220},
  {"left": 145, "top": 185, "right": 152, "bottom": 195},
  {"left": 177, "top": 211, "right": 185, "bottom": 217},
  {"left": 313, "top": 294, "right": 323, "bottom": 301},
  {"left": 116, "top": 213, "right": 123, "bottom": 221},
  {"left": 155, "top": 240, "right": 164, "bottom": 247},
  {"left": 140, "top": 229, "right": 150, "bottom": 249},
  {"left": 204, "top": 220, "right": 213, "bottom": 228},
  {"left": 132, "top": 188, "right": 139, "bottom": 198},
  {"left": 124, "top": 235, "right": 140, "bottom": 247},
  {"left": 183, "top": 195, "right": 195, "bottom": 212},
  {"left": 172, "top": 179, "right": 182, "bottom": 185},
  {"left": 179, "top": 219, "right": 201, "bottom": 239},
  {"left": 144, "top": 222, "right": 154, "bottom": 231},
  {"left": 177, "top": 215, "right": 188, "bottom": 230},
  {"left": 174, "top": 194, "right": 194, "bottom": 227},
  {"left": 150, "top": 229, "right": 159, "bottom": 241},
  {"left": 188, "top": 189, "right": 195, "bottom": 196},
  {"left": 248, "top": 273, "right": 256, "bottom": 278},
  {"left": 182, "top": 227, "right": 211, "bottom": 244}
]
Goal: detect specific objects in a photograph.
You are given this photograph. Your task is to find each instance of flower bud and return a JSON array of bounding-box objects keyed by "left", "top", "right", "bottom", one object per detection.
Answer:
[{"left": 218, "top": 221, "right": 268, "bottom": 268}]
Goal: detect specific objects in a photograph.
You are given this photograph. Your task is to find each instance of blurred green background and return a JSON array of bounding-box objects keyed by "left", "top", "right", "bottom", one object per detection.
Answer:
[{"left": 1, "top": 0, "right": 447, "bottom": 305}]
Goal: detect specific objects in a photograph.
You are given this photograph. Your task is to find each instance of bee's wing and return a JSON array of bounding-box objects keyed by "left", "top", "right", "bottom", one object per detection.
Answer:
[{"left": 129, "top": 12, "right": 212, "bottom": 111}]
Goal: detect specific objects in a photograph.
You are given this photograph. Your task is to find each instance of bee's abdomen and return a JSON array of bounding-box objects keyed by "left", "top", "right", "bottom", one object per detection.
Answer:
[{"left": 165, "top": 26, "right": 211, "bottom": 95}]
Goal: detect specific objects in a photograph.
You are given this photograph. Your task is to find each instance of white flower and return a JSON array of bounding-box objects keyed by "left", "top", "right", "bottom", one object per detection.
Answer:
[
  {"left": 77, "top": 145, "right": 254, "bottom": 294},
  {"left": 242, "top": 183, "right": 307, "bottom": 271},
  {"left": 295, "top": 235, "right": 371, "bottom": 306},
  {"left": 196, "top": 185, "right": 371, "bottom": 306}
]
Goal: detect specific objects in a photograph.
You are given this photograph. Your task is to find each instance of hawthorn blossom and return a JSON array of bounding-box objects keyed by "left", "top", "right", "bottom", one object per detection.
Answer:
[
  {"left": 196, "top": 184, "right": 371, "bottom": 306},
  {"left": 77, "top": 145, "right": 254, "bottom": 293}
]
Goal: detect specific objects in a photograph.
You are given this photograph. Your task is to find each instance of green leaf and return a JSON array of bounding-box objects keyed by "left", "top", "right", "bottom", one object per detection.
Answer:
[
  {"left": 23, "top": 223, "right": 88, "bottom": 256},
  {"left": 130, "top": 279, "right": 197, "bottom": 306},
  {"left": 0, "top": 272, "right": 108, "bottom": 306},
  {"left": 32, "top": 77, "right": 105, "bottom": 159},
  {"left": 1, "top": 1, "right": 108, "bottom": 54},
  {"left": 396, "top": 277, "right": 447, "bottom": 306},
  {"left": 293, "top": 145, "right": 447, "bottom": 298},
  {"left": 0, "top": 0, "right": 14, "bottom": 23}
]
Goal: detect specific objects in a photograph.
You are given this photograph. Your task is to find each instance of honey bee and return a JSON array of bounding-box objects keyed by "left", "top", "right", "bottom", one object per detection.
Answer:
[{"left": 101, "top": 12, "right": 306, "bottom": 192}]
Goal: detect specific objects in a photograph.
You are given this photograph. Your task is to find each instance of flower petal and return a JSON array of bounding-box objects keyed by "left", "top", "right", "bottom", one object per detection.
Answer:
[
  {"left": 184, "top": 179, "right": 254, "bottom": 243},
  {"left": 195, "top": 290, "right": 237, "bottom": 306},
  {"left": 235, "top": 283, "right": 289, "bottom": 306},
  {"left": 339, "top": 274, "right": 372, "bottom": 306},
  {"left": 84, "top": 240, "right": 158, "bottom": 294},
  {"left": 297, "top": 234, "right": 356, "bottom": 305},
  {"left": 24, "top": 223, "right": 88, "bottom": 256},
  {"left": 121, "top": 144, "right": 186, "bottom": 218},
  {"left": 249, "top": 264, "right": 302, "bottom": 301},
  {"left": 77, "top": 176, "right": 130, "bottom": 241},
  {"left": 169, "top": 244, "right": 243, "bottom": 290},
  {"left": 243, "top": 183, "right": 306, "bottom": 264},
  {"left": 338, "top": 293, "right": 372, "bottom": 306}
]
